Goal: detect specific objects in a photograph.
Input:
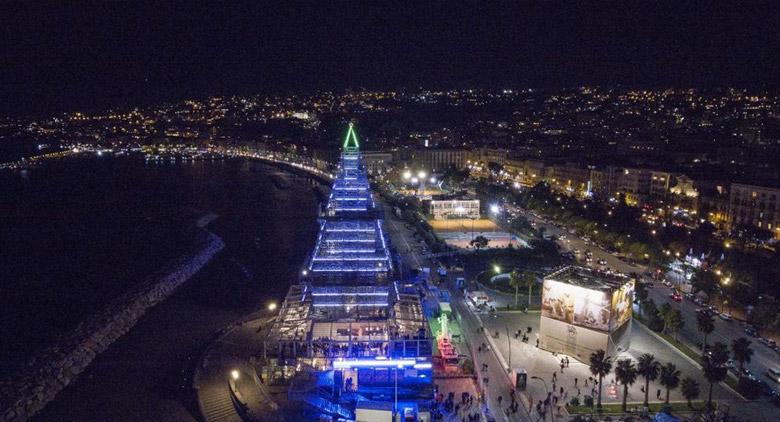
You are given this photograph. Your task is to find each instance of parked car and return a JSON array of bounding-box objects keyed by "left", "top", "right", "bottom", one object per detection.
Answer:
[
  {"left": 745, "top": 327, "right": 759, "bottom": 337},
  {"left": 768, "top": 368, "right": 780, "bottom": 384},
  {"left": 719, "top": 313, "right": 733, "bottom": 322},
  {"left": 669, "top": 293, "right": 682, "bottom": 302}
]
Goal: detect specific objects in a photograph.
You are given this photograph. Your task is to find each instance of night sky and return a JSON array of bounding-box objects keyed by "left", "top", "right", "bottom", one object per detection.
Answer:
[{"left": 2, "top": 2, "right": 779, "bottom": 115}]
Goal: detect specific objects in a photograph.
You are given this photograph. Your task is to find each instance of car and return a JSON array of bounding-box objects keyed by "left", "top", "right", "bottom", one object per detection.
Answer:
[
  {"left": 719, "top": 313, "right": 733, "bottom": 321},
  {"left": 768, "top": 368, "right": 780, "bottom": 383},
  {"left": 597, "top": 259, "right": 607, "bottom": 266},
  {"left": 745, "top": 327, "right": 759, "bottom": 337},
  {"left": 669, "top": 293, "right": 682, "bottom": 302},
  {"left": 684, "top": 293, "right": 695, "bottom": 301}
]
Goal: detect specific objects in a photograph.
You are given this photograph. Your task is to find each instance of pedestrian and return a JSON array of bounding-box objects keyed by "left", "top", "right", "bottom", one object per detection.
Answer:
[
  {"left": 566, "top": 357, "right": 570, "bottom": 367},
  {"left": 656, "top": 388, "right": 661, "bottom": 400},
  {"left": 536, "top": 338, "right": 539, "bottom": 348},
  {"left": 498, "top": 395, "right": 503, "bottom": 406},
  {"left": 584, "top": 379, "right": 588, "bottom": 387},
  {"left": 552, "top": 371, "right": 557, "bottom": 381},
  {"left": 574, "top": 377, "right": 578, "bottom": 387},
  {"left": 560, "top": 386, "right": 564, "bottom": 395}
]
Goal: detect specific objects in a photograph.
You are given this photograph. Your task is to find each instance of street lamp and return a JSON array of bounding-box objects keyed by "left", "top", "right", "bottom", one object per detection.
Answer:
[
  {"left": 417, "top": 171, "right": 427, "bottom": 179},
  {"left": 490, "top": 204, "right": 500, "bottom": 214},
  {"left": 268, "top": 302, "right": 278, "bottom": 312},
  {"left": 531, "top": 376, "right": 553, "bottom": 422},
  {"left": 402, "top": 170, "right": 411, "bottom": 180},
  {"left": 494, "top": 265, "right": 501, "bottom": 274},
  {"left": 231, "top": 369, "right": 240, "bottom": 381}
]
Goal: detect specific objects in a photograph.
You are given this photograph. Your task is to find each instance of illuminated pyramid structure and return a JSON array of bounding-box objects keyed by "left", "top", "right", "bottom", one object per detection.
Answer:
[{"left": 304, "top": 123, "right": 393, "bottom": 284}]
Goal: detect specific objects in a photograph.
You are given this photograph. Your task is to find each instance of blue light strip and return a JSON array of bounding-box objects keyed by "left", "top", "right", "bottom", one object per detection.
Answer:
[{"left": 312, "top": 302, "right": 388, "bottom": 307}]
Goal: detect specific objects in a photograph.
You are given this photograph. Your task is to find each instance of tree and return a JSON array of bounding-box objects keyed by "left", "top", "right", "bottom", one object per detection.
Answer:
[
  {"left": 697, "top": 312, "right": 715, "bottom": 351},
  {"left": 659, "top": 363, "right": 681, "bottom": 404},
  {"left": 635, "top": 280, "right": 649, "bottom": 303},
  {"left": 731, "top": 337, "right": 754, "bottom": 374},
  {"left": 665, "top": 309, "right": 684, "bottom": 341},
  {"left": 614, "top": 358, "right": 638, "bottom": 412},
  {"left": 589, "top": 349, "right": 613, "bottom": 411},
  {"left": 691, "top": 270, "right": 718, "bottom": 298},
  {"left": 470, "top": 235, "right": 489, "bottom": 250},
  {"left": 508, "top": 269, "right": 522, "bottom": 307},
  {"left": 702, "top": 342, "right": 729, "bottom": 408},
  {"left": 637, "top": 353, "right": 660, "bottom": 407},
  {"left": 680, "top": 377, "right": 700, "bottom": 408},
  {"left": 658, "top": 303, "right": 673, "bottom": 332},
  {"left": 521, "top": 270, "right": 537, "bottom": 306}
]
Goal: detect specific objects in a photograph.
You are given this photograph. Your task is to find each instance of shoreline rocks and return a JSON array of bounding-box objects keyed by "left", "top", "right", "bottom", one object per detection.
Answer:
[{"left": 0, "top": 229, "right": 225, "bottom": 422}]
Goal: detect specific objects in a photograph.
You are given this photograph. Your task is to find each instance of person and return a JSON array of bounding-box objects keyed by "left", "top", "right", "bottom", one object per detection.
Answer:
[
  {"left": 498, "top": 395, "right": 503, "bottom": 406},
  {"left": 657, "top": 388, "right": 661, "bottom": 399},
  {"left": 574, "top": 377, "right": 578, "bottom": 387},
  {"left": 536, "top": 338, "right": 540, "bottom": 347},
  {"left": 560, "top": 386, "right": 564, "bottom": 395}
]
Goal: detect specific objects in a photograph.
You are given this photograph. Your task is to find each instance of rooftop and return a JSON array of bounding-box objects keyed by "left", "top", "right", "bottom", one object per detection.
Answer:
[{"left": 544, "top": 266, "right": 630, "bottom": 292}]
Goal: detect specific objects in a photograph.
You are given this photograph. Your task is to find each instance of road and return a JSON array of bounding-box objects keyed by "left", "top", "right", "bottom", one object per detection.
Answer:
[
  {"left": 506, "top": 203, "right": 780, "bottom": 399},
  {"left": 381, "top": 202, "right": 529, "bottom": 421}
]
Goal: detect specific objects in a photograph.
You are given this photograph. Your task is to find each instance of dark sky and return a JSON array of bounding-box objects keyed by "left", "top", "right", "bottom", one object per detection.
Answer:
[{"left": 2, "top": 2, "right": 779, "bottom": 115}]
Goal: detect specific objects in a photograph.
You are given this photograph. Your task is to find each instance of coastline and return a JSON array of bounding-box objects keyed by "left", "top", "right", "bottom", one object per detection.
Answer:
[{"left": 0, "top": 228, "right": 225, "bottom": 422}]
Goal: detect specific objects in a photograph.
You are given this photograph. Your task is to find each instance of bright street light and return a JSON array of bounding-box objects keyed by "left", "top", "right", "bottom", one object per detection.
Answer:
[
  {"left": 494, "top": 265, "right": 501, "bottom": 274},
  {"left": 231, "top": 369, "right": 240, "bottom": 380},
  {"left": 490, "top": 204, "right": 500, "bottom": 214},
  {"left": 410, "top": 177, "right": 419, "bottom": 184},
  {"left": 268, "top": 302, "right": 278, "bottom": 311},
  {"left": 430, "top": 177, "right": 437, "bottom": 184},
  {"left": 402, "top": 170, "right": 411, "bottom": 180},
  {"left": 418, "top": 171, "right": 427, "bottom": 179}
]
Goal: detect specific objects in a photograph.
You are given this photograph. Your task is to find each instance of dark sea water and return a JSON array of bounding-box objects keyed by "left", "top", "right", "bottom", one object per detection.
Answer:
[{"left": 0, "top": 155, "right": 321, "bottom": 421}]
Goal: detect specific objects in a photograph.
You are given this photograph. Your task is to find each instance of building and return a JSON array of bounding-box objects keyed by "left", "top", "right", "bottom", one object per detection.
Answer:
[
  {"left": 728, "top": 183, "right": 780, "bottom": 237},
  {"left": 539, "top": 266, "right": 633, "bottom": 361},
  {"left": 265, "top": 124, "right": 433, "bottom": 420},
  {"left": 361, "top": 150, "right": 394, "bottom": 175},
  {"left": 411, "top": 148, "right": 467, "bottom": 172},
  {"left": 429, "top": 199, "right": 480, "bottom": 220}
]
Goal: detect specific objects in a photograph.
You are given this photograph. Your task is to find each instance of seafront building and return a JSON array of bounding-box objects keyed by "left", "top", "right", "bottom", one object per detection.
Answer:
[{"left": 263, "top": 124, "right": 433, "bottom": 421}]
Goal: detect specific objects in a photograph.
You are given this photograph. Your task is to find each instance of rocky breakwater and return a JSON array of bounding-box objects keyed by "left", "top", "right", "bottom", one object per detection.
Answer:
[{"left": 0, "top": 229, "right": 225, "bottom": 422}]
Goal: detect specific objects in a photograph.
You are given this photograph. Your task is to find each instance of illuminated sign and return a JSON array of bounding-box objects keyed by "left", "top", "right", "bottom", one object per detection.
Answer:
[{"left": 332, "top": 358, "right": 430, "bottom": 369}]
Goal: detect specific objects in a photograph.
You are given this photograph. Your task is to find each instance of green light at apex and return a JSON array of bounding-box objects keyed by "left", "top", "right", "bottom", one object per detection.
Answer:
[{"left": 343, "top": 122, "right": 360, "bottom": 150}]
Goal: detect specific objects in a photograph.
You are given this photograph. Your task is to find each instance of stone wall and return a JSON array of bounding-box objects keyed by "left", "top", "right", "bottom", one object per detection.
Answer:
[{"left": 0, "top": 230, "right": 225, "bottom": 422}]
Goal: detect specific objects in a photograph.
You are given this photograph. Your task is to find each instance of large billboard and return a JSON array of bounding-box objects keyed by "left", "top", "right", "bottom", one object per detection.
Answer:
[
  {"left": 609, "top": 280, "right": 634, "bottom": 330},
  {"left": 541, "top": 279, "right": 611, "bottom": 332}
]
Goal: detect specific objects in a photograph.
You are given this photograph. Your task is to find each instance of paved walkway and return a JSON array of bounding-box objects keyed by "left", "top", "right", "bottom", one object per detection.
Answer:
[{"left": 194, "top": 317, "right": 276, "bottom": 422}]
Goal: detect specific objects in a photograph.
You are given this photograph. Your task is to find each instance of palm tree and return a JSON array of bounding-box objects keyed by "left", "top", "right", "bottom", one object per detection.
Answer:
[
  {"left": 731, "top": 337, "right": 754, "bottom": 374},
  {"left": 665, "top": 309, "right": 684, "bottom": 341},
  {"left": 680, "top": 377, "right": 700, "bottom": 408},
  {"left": 509, "top": 268, "right": 521, "bottom": 307},
  {"left": 697, "top": 312, "right": 715, "bottom": 351},
  {"left": 589, "top": 349, "right": 613, "bottom": 411},
  {"left": 702, "top": 342, "right": 729, "bottom": 408},
  {"left": 659, "top": 363, "right": 681, "bottom": 404},
  {"left": 521, "top": 270, "right": 537, "bottom": 306},
  {"left": 637, "top": 353, "right": 660, "bottom": 407},
  {"left": 614, "top": 358, "right": 638, "bottom": 412}
]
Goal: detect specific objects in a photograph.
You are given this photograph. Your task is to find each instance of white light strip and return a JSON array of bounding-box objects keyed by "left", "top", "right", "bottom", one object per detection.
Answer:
[{"left": 312, "top": 303, "right": 388, "bottom": 307}]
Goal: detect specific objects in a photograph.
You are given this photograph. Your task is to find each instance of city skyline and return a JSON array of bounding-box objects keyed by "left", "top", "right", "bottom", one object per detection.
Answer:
[{"left": 3, "top": 3, "right": 780, "bottom": 115}]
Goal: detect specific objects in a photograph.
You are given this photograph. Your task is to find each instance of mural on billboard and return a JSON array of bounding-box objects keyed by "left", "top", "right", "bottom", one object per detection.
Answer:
[
  {"left": 541, "top": 279, "right": 611, "bottom": 332},
  {"left": 610, "top": 280, "right": 634, "bottom": 329}
]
